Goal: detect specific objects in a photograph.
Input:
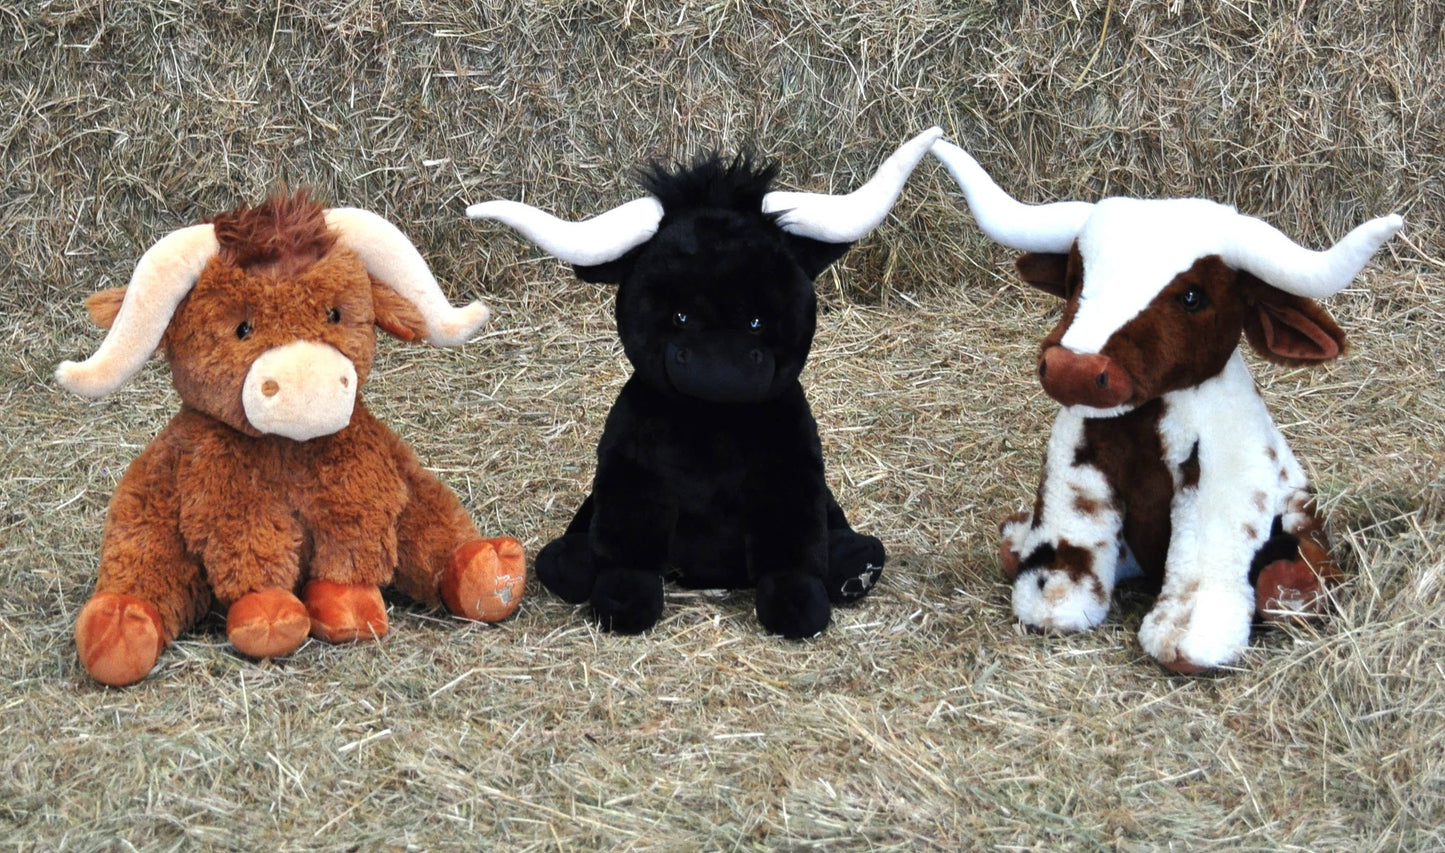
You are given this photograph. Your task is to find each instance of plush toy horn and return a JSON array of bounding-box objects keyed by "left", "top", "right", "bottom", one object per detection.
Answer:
[
  {"left": 323, "top": 208, "right": 491, "bottom": 345},
  {"left": 760, "top": 126, "right": 944, "bottom": 243},
  {"left": 930, "top": 139, "right": 1095, "bottom": 253},
  {"left": 55, "top": 223, "right": 221, "bottom": 399},
  {"left": 466, "top": 128, "right": 944, "bottom": 264},
  {"left": 1220, "top": 212, "right": 1403, "bottom": 299}
]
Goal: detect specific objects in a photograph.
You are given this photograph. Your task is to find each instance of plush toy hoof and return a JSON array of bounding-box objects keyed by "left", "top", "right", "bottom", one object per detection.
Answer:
[
  {"left": 756, "top": 573, "right": 831, "bottom": 639},
  {"left": 75, "top": 592, "right": 165, "bottom": 687},
  {"left": 825, "top": 530, "right": 886, "bottom": 604},
  {"left": 228, "top": 588, "right": 311, "bottom": 658},
  {"left": 1155, "top": 654, "right": 1211, "bottom": 676},
  {"left": 534, "top": 533, "right": 597, "bottom": 604},
  {"left": 303, "top": 581, "right": 388, "bottom": 643},
  {"left": 591, "top": 569, "right": 664, "bottom": 634},
  {"left": 443, "top": 537, "right": 527, "bottom": 622},
  {"left": 1256, "top": 558, "right": 1329, "bottom": 623}
]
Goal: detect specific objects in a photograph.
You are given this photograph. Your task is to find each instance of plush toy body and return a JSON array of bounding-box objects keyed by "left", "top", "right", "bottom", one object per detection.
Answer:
[
  {"left": 58, "top": 194, "right": 525, "bottom": 686},
  {"left": 470, "top": 128, "right": 941, "bottom": 637},
  {"left": 933, "top": 140, "right": 1401, "bottom": 672}
]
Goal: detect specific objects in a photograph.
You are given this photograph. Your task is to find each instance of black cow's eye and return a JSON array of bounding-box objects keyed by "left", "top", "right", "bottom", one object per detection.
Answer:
[
  {"left": 235, "top": 320, "right": 253, "bottom": 339},
  {"left": 328, "top": 307, "right": 342, "bottom": 324},
  {"left": 1178, "top": 286, "right": 1209, "bottom": 313},
  {"left": 748, "top": 317, "right": 763, "bottom": 334},
  {"left": 673, "top": 312, "right": 689, "bottom": 328}
]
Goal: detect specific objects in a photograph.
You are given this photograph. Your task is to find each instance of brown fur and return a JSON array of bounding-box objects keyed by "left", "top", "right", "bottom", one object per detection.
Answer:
[
  {"left": 1072, "top": 399, "right": 1175, "bottom": 584},
  {"left": 73, "top": 192, "right": 522, "bottom": 686}
]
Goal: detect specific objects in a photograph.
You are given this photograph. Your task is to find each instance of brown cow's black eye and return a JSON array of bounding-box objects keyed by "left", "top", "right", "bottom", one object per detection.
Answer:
[
  {"left": 673, "top": 312, "right": 689, "bottom": 328},
  {"left": 328, "top": 307, "right": 342, "bottom": 324},
  {"left": 747, "top": 317, "right": 763, "bottom": 334},
  {"left": 235, "top": 320, "right": 253, "bottom": 339},
  {"left": 1179, "top": 286, "right": 1209, "bottom": 313}
]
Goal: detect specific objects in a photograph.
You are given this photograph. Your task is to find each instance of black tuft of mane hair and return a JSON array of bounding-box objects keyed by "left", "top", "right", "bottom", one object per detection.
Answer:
[{"left": 637, "top": 153, "right": 780, "bottom": 218}]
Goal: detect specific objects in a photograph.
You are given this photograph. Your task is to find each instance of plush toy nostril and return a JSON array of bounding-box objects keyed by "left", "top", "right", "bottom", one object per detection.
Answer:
[
  {"left": 674, "top": 348, "right": 690, "bottom": 365},
  {"left": 749, "top": 349, "right": 763, "bottom": 365},
  {"left": 1096, "top": 371, "right": 1109, "bottom": 389},
  {"left": 261, "top": 380, "right": 280, "bottom": 398}
]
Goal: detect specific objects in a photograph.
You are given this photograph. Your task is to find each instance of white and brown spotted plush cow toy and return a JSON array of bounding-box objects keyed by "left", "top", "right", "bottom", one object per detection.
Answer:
[{"left": 933, "top": 139, "right": 1402, "bottom": 673}]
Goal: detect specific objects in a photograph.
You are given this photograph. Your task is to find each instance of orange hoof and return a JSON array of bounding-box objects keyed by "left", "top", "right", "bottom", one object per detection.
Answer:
[
  {"left": 227, "top": 588, "right": 310, "bottom": 658},
  {"left": 442, "top": 537, "right": 527, "bottom": 623},
  {"left": 303, "top": 580, "right": 388, "bottom": 643},
  {"left": 75, "top": 592, "right": 165, "bottom": 687}
]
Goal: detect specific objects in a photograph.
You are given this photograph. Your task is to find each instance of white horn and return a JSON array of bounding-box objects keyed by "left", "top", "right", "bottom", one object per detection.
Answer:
[
  {"left": 465, "top": 196, "right": 664, "bottom": 267},
  {"left": 1221, "top": 212, "right": 1403, "bottom": 299},
  {"left": 761, "top": 127, "right": 944, "bottom": 243},
  {"left": 930, "top": 139, "right": 1094, "bottom": 253},
  {"left": 325, "top": 208, "right": 490, "bottom": 346},
  {"left": 55, "top": 223, "right": 219, "bottom": 399}
]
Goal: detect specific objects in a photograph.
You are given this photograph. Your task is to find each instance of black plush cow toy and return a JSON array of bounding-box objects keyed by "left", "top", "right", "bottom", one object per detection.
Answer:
[{"left": 468, "top": 128, "right": 940, "bottom": 637}]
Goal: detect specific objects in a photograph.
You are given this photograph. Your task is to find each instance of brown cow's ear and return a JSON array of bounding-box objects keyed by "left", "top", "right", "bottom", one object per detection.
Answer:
[
  {"left": 1239, "top": 271, "right": 1347, "bottom": 366},
  {"left": 1015, "top": 253, "right": 1070, "bottom": 299},
  {"left": 370, "top": 278, "right": 428, "bottom": 342},
  {"left": 84, "top": 287, "right": 128, "bottom": 329}
]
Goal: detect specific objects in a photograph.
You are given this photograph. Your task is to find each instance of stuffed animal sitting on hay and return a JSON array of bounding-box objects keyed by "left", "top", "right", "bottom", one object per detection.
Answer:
[
  {"left": 467, "top": 128, "right": 941, "bottom": 638},
  {"left": 57, "top": 192, "right": 526, "bottom": 686}
]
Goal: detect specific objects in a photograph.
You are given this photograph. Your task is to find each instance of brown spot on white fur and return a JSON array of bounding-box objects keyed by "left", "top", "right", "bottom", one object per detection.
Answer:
[{"left": 1252, "top": 491, "right": 1268, "bottom": 512}]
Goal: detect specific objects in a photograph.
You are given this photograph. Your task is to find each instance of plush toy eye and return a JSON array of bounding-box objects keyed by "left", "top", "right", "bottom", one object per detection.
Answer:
[
  {"left": 328, "top": 307, "right": 342, "bottom": 324},
  {"left": 1178, "top": 286, "right": 1209, "bottom": 313},
  {"left": 673, "top": 312, "right": 689, "bottom": 328},
  {"left": 747, "top": 317, "right": 764, "bottom": 334},
  {"left": 235, "top": 320, "right": 253, "bottom": 340}
]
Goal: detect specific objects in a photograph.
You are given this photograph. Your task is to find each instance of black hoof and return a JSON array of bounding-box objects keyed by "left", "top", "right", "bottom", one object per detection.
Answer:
[
  {"left": 756, "top": 573, "right": 831, "bottom": 639},
  {"left": 825, "top": 530, "right": 886, "bottom": 604},
  {"left": 535, "top": 534, "right": 597, "bottom": 604},
  {"left": 590, "top": 569, "right": 665, "bottom": 634}
]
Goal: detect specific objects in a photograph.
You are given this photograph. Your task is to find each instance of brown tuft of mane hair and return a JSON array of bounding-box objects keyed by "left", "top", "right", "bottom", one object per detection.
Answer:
[{"left": 210, "top": 190, "right": 336, "bottom": 278}]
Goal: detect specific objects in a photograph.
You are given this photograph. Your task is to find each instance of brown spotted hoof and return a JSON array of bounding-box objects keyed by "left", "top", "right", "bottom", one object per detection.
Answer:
[
  {"left": 1256, "top": 537, "right": 1339, "bottom": 623},
  {"left": 999, "top": 512, "right": 1030, "bottom": 581},
  {"left": 442, "top": 537, "right": 527, "bottom": 623},
  {"left": 1155, "top": 654, "right": 1211, "bottom": 676},
  {"left": 75, "top": 592, "right": 166, "bottom": 687},
  {"left": 227, "top": 588, "right": 311, "bottom": 658},
  {"left": 303, "top": 581, "right": 388, "bottom": 643}
]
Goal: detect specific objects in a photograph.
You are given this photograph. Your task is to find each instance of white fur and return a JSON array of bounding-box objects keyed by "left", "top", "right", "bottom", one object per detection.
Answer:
[
  {"left": 55, "top": 224, "right": 220, "bottom": 398},
  {"left": 325, "top": 208, "right": 490, "bottom": 346},
  {"left": 241, "top": 340, "right": 357, "bottom": 441},
  {"left": 763, "top": 127, "right": 943, "bottom": 242}
]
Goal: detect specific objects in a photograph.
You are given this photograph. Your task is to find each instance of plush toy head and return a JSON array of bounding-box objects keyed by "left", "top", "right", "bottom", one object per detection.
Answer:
[
  {"left": 57, "top": 194, "right": 490, "bottom": 438},
  {"left": 931, "top": 140, "right": 1402, "bottom": 416}
]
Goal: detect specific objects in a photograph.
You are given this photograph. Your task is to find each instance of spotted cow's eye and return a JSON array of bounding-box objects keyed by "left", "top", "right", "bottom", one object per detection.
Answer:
[
  {"left": 747, "top": 317, "right": 764, "bottom": 334},
  {"left": 328, "top": 307, "right": 342, "bottom": 324},
  {"left": 673, "top": 312, "right": 689, "bottom": 328},
  {"left": 235, "top": 320, "right": 253, "bottom": 340},
  {"left": 1178, "top": 286, "right": 1209, "bottom": 313}
]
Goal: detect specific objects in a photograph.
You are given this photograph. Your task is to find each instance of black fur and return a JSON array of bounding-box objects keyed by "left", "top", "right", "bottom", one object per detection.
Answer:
[{"left": 536, "top": 154, "right": 886, "bottom": 637}]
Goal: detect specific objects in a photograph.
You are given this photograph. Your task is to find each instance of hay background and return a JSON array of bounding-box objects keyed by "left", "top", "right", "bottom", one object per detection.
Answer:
[{"left": 2, "top": 1, "right": 1442, "bottom": 849}]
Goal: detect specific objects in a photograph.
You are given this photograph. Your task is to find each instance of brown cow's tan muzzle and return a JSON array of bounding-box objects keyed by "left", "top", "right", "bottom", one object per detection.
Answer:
[
  {"left": 241, "top": 341, "right": 358, "bottom": 441},
  {"left": 1038, "top": 345, "right": 1133, "bottom": 410}
]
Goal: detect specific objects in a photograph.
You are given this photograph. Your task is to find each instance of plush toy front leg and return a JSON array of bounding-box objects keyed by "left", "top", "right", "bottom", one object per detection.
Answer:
[
  {"left": 301, "top": 581, "right": 387, "bottom": 643},
  {"left": 747, "top": 475, "right": 832, "bottom": 639},
  {"left": 588, "top": 462, "right": 672, "bottom": 634}
]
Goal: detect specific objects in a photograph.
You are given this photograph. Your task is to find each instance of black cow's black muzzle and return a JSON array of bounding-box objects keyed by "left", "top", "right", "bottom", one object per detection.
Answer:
[{"left": 664, "top": 335, "right": 775, "bottom": 403}]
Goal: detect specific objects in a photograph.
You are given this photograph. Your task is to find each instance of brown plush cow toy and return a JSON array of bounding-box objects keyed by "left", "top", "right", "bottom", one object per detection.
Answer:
[{"left": 57, "top": 193, "right": 526, "bottom": 687}]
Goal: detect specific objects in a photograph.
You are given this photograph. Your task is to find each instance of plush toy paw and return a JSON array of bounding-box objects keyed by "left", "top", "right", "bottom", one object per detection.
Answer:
[
  {"left": 756, "top": 572, "right": 831, "bottom": 638},
  {"left": 227, "top": 588, "right": 311, "bottom": 658},
  {"left": 998, "top": 512, "right": 1032, "bottom": 580},
  {"left": 1255, "top": 537, "right": 1338, "bottom": 623},
  {"left": 1011, "top": 566, "right": 1110, "bottom": 634},
  {"left": 535, "top": 533, "right": 597, "bottom": 604},
  {"left": 302, "top": 581, "right": 388, "bottom": 643},
  {"left": 824, "top": 529, "right": 886, "bottom": 604},
  {"left": 442, "top": 537, "right": 527, "bottom": 622},
  {"left": 1138, "top": 581, "right": 1253, "bottom": 674},
  {"left": 590, "top": 569, "right": 664, "bottom": 634},
  {"left": 75, "top": 592, "right": 166, "bottom": 687}
]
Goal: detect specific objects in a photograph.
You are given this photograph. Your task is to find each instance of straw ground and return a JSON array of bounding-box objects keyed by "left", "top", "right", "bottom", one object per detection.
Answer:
[{"left": 3, "top": 1, "right": 1442, "bottom": 849}]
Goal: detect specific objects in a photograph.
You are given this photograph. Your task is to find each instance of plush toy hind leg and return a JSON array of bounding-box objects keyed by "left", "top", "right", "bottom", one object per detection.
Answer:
[
  {"left": 534, "top": 495, "right": 598, "bottom": 604},
  {"left": 388, "top": 454, "right": 526, "bottom": 625},
  {"left": 822, "top": 495, "right": 886, "bottom": 604},
  {"left": 75, "top": 452, "right": 215, "bottom": 686},
  {"left": 1252, "top": 491, "right": 1343, "bottom": 622}
]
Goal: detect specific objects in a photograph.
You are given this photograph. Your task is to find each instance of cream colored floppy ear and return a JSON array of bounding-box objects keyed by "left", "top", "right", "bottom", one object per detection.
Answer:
[
  {"left": 55, "top": 224, "right": 220, "bottom": 399},
  {"left": 324, "top": 208, "right": 490, "bottom": 346}
]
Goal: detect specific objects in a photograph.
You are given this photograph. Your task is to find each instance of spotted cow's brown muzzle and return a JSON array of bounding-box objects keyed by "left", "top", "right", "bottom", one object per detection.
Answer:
[{"left": 1038, "top": 345, "right": 1134, "bottom": 409}]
